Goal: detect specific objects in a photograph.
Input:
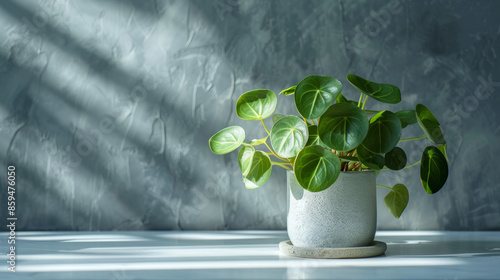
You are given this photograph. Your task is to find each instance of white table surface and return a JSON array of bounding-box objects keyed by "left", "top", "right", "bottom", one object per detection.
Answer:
[{"left": 1, "top": 231, "right": 499, "bottom": 279}]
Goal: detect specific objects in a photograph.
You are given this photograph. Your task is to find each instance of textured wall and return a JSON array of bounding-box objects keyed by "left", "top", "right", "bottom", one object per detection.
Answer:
[{"left": 0, "top": 0, "right": 499, "bottom": 231}]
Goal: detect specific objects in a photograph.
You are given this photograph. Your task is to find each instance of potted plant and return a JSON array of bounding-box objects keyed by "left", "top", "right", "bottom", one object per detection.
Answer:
[{"left": 208, "top": 74, "right": 449, "bottom": 255}]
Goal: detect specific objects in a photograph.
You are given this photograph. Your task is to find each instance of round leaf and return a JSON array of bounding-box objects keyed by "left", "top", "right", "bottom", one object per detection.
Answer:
[
  {"left": 385, "top": 147, "right": 407, "bottom": 170},
  {"left": 294, "top": 75, "right": 342, "bottom": 119},
  {"left": 420, "top": 146, "right": 448, "bottom": 194},
  {"left": 356, "top": 144, "right": 384, "bottom": 170},
  {"left": 361, "top": 110, "right": 402, "bottom": 154},
  {"left": 236, "top": 89, "right": 277, "bottom": 120},
  {"left": 346, "top": 74, "right": 401, "bottom": 104},
  {"left": 209, "top": 126, "right": 245, "bottom": 155},
  {"left": 244, "top": 151, "right": 272, "bottom": 189},
  {"left": 272, "top": 114, "right": 286, "bottom": 124},
  {"left": 294, "top": 145, "right": 341, "bottom": 192},
  {"left": 384, "top": 184, "right": 409, "bottom": 219},
  {"left": 416, "top": 104, "right": 446, "bottom": 144},
  {"left": 238, "top": 145, "right": 255, "bottom": 176},
  {"left": 318, "top": 103, "right": 369, "bottom": 152},
  {"left": 270, "top": 116, "right": 308, "bottom": 158},
  {"left": 395, "top": 110, "right": 417, "bottom": 129}
]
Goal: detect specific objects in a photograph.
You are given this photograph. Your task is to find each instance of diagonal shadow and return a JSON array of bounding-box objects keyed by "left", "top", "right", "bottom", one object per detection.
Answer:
[
  {"left": 1, "top": 0, "right": 229, "bottom": 154},
  {"left": 0, "top": 46, "right": 235, "bottom": 230},
  {"left": 104, "top": 0, "right": 166, "bottom": 15},
  {"left": 0, "top": 0, "right": 289, "bottom": 231},
  {"left": 2, "top": 0, "right": 153, "bottom": 94}
]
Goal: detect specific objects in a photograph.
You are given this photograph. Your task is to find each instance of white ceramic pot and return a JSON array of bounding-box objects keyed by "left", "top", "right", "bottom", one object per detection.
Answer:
[{"left": 287, "top": 170, "right": 377, "bottom": 248}]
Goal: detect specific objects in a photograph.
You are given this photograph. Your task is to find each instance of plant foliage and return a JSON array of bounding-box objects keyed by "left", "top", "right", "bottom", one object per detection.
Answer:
[{"left": 209, "top": 74, "right": 450, "bottom": 219}]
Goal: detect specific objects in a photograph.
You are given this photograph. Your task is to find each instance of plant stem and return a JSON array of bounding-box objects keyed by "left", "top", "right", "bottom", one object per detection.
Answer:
[
  {"left": 381, "top": 160, "right": 421, "bottom": 170},
  {"left": 272, "top": 161, "right": 292, "bottom": 171},
  {"left": 361, "top": 95, "right": 369, "bottom": 110},
  {"left": 404, "top": 160, "right": 421, "bottom": 168},
  {"left": 376, "top": 184, "right": 392, "bottom": 190},
  {"left": 347, "top": 161, "right": 357, "bottom": 171},
  {"left": 261, "top": 119, "right": 270, "bottom": 135},
  {"left": 399, "top": 135, "right": 426, "bottom": 142},
  {"left": 355, "top": 162, "right": 363, "bottom": 171},
  {"left": 272, "top": 161, "right": 292, "bottom": 166},
  {"left": 357, "top": 93, "right": 364, "bottom": 107},
  {"left": 351, "top": 149, "right": 357, "bottom": 157},
  {"left": 263, "top": 141, "right": 288, "bottom": 161},
  {"left": 311, "top": 119, "right": 316, "bottom": 125},
  {"left": 268, "top": 154, "right": 288, "bottom": 162},
  {"left": 363, "top": 110, "right": 380, "bottom": 114},
  {"left": 339, "top": 155, "right": 360, "bottom": 162}
]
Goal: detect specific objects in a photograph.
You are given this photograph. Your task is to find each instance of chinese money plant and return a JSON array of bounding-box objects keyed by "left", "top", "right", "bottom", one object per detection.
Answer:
[{"left": 209, "top": 74, "right": 449, "bottom": 218}]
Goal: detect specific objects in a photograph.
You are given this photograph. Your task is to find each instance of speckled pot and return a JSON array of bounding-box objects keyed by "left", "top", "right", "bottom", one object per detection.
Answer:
[{"left": 287, "top": 170, "right": 376, "bottom": 248}]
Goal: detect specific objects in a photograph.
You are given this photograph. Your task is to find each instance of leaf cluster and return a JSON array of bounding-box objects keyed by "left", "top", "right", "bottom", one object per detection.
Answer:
[{"left": 209, "top": 74, "right": 449, "bottom": 218}]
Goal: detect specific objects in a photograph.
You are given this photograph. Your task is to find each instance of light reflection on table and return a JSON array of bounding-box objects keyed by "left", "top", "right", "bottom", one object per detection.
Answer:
[{"left": 1, "top": 231, "right": 499, "bottom": 279}]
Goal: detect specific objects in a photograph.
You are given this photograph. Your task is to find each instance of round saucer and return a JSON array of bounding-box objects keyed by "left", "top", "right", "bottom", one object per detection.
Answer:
[{"left": 279, "top": 240, "right": 387, "bottom": 259}]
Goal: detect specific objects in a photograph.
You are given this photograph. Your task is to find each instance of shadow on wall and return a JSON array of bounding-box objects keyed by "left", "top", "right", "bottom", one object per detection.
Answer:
[
  {"left": 1, "top": 0, "right": 500, "bottom": 231},
  {"left": 0, "top": 0, "right": 243, "bottom": 231}
]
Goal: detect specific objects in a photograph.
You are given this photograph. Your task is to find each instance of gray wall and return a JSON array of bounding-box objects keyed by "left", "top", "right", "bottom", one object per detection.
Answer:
[{"left": 0, "top": 0, "right": 499, "bottom": 231}]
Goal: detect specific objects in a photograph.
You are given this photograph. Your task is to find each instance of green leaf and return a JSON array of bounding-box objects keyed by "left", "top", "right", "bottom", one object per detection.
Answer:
[
  {"left": 238, "top": 145, "right": 255, "bottom": 176},
  {"left": 416, "top": 104, "right": 446, "bottom": 144},
  {"left": 420, "top": 146, "right": 448, "bottom": 194},
  {"left": 244, "top": 151, "right": 272, "bottom": 189},
  {"left": 305, "top": 125, "right": 327, "bottom": 147},
  {"left": 249, "top": 136, "right": 268, "bottom": 146},
  {"left": 294, "top": 145, "right": 341, "bottom": 192},
  {"left": 317, "top": 103, "right": 369, "bottom": 152},
  {"left": 280, "top": 85, "right": 296, "bottom": 95},
  {"left": 361, "top": 110, "right": 402, "bottom": 154},
  {"left": 346, "top": 74, "right": 401, "bottom": 104},
  {"left": 384, "top": 184, "right": 409, "bottom": 219},
  {"left": 236, "top": 89, "right": 277, "bottom": 120},
  {"left": 357, "top": 144, "right": 384, "bottom": 170},
  {"left": 395, "top": 110, "right": 418, "bottom": 129},
  {"left": 336, "top": 93, "right": 348, "bottom": 103},
  {"left": 270, "top": 116, "right": 308, "bottom": 158},
  {"left": 294, "top": 75, "right": 343, "bottom": 119},
  {"left": 385, "top": 147, "right": 407, "bottom": 170},
  {"left": 436, "top": 144, "right": 450, "bottom": 163},
  {"left": 272, "top": 114, "right": 286, "bottom": 124},
  {"left": 209, "top": 126, "right": 245, "bottom": 155},
  {"left": 336, "top": 93, "right": 359, "bottom": 106}
]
